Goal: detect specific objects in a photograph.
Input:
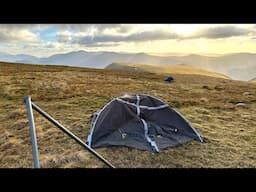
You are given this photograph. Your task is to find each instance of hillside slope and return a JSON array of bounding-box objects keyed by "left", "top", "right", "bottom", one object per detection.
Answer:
[
  {"left": 0, "top": 61, "right": 255, "bottom": 168},
  {"left": 106, "top": 62, "right": 230, "bottom": 79},
  {"left": 250, "top": 78, "right": 256, "bottom": 83}
]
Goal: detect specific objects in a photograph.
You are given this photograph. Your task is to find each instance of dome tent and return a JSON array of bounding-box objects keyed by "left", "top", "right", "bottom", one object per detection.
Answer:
[
  {"left": 165, "top": 76, "right": 174, "bottom": 82},
  {"left": 87, "top": 94, "right": 203, "bottom": 152}
]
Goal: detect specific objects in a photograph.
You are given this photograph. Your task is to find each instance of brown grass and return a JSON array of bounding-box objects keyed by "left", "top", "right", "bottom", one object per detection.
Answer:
[{"left": 0, "top": 61, "right": 256, "bottom": 168}]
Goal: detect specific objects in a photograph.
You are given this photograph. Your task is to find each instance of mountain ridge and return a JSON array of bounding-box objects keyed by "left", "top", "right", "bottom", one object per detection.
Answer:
[{"left": 0, "top": 50, "right": 255, "bottom": 80}]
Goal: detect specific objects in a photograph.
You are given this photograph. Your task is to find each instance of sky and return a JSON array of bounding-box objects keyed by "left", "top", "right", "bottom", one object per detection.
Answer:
[{"left": 0, "top": 24, "right": 256, "bottom": 57}]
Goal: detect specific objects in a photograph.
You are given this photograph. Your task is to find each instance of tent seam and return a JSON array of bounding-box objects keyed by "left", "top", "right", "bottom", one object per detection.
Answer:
[
  {"left": 135, "top": 95, "right": 160, "bottom": 152},
  {"left": 116, "top": 98, "right": 168, "bottom": 110},
  {"left": 141, "top": 118, "right": 160, "bottom": 152}
]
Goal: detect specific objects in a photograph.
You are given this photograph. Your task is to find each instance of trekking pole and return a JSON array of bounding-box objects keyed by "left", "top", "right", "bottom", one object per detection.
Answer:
[
  {"left": 24, "top": 96, "right": 40, "bottom": 168},
  {"left": 30, "top": 100, "right": 115, "bottom": 168}
]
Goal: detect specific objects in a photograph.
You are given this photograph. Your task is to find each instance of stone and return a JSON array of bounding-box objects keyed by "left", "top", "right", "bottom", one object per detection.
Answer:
[
  {"left": 200, "top": 97, "right": 209, "bottom": 102},
  {"left": 235, "top": 103, "right": 246, "bottom": 107}
]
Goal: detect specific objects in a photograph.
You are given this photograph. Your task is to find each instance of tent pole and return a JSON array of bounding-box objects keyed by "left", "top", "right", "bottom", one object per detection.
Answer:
[
  {"left": 24, "top": 96, "right": 40, "bottom": 168},
  {"left": 30, "top": 101, "right": 115, "bottom": 168}
]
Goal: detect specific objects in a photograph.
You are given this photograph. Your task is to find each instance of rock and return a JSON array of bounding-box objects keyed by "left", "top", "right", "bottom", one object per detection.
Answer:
[
  {"left": 0, "top": 135, "right": 8, "bottom": 143},
  {"left": 202, "top": 85, "right": 211, "bottom": 90},
  {"left": 200, "top": 97, "right": 209, "bottom": 103},
  {"left": 235, "top": 103, "right": 247, "bottom": 108},
  {"left": 243, "top": 92, "right": 251, "bottom": 96},
  {"left": 214, "top": 85, "right": 225, "bottom": 91},
  {"left": 223, "top": 103, "right": 236, "bottom": 110}
]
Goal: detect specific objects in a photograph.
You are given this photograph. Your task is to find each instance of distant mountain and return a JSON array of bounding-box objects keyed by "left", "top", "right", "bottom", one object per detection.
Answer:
[
  {"left": 3, "top": 51, "right": 177, "bottom": 68},
  {"left": 0, "top": 52, "right": 38, "bottom": 63},
  {"left": 175, "top": 53, "right": 256, "bottom": 81},
  {"left": 106, "top": 62, "right": 230, "bottom": 79},
  {"left": 0, "top": 50, "right": 255, "bottom": 81},
  {"left": 37, "top": 51, "right": 179, "bottom": 68}
]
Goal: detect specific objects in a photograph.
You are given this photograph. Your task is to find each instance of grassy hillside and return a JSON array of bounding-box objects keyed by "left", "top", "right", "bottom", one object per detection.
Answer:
[
  {"left": 0, "top": 61, "right": 255, "bottom": 168},
  {"left": 106, "top": 62, "right": 230, "bottom": 79},
  {"left": 250, "top": 78, "right": 256, "bottom": 83}
]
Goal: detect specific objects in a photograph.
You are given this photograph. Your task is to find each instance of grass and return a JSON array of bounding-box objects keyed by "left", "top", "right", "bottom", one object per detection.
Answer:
[{"left": 0, "top": 61, "right": 255, "bottom": 168}]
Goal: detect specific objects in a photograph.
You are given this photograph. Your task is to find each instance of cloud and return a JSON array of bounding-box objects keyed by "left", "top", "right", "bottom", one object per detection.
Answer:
[
  {"left": 56, "top": 25, "right": 253, "bottom": 46},
  {"left": 57, "top": 31, "right": 73, "bottom": 42},
  {"left": 1, "top": 24, "right": 256, "bottom": 57},
  {"left": 0, "top": 24, "right": 42, "bottom": 43},
  {"left": 0, "top": 24, "right": 40, "bottom": 30},
  {"left": 0, "top": 24, "right": 135, "bottom": 46},
  {"left": 58, "top": 30, "right": 180, "bottom": 45},
  {"left": 55, "top": 24, "right": 133, "bottom": 34},
  {"left": 126, "top": 30, "right": 179, "bottom": 41},
  {"left": 0, "top": 28, "right": 38, "bottom": 42},
  {"left": 1, "top": 24, "right": 253, "bottom": 44},
  {"left": 83, "top": 43, "right": 120, "bottom": 47},
  {"left": 94, "top": 24, "right": 134, "bottom": 34},
  {"left": 23, "top": 42, "right": 59, "bottom": 49},
  {"left": 189, "top": 26, "right": 251, "bottom": 39},
  {"left": 55, "top": 24, "right": 92, "bottom": 32}
]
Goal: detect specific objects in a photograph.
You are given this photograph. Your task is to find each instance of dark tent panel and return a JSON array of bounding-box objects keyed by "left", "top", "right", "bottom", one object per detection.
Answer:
[{"left": 86, "top": 94, "right": 203, "bottom": 152}]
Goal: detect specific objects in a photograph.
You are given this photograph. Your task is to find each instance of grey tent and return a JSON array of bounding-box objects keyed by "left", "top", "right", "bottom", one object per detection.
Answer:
[{"left": 87, "top": 94, "right": 203, "bottom": 152}]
